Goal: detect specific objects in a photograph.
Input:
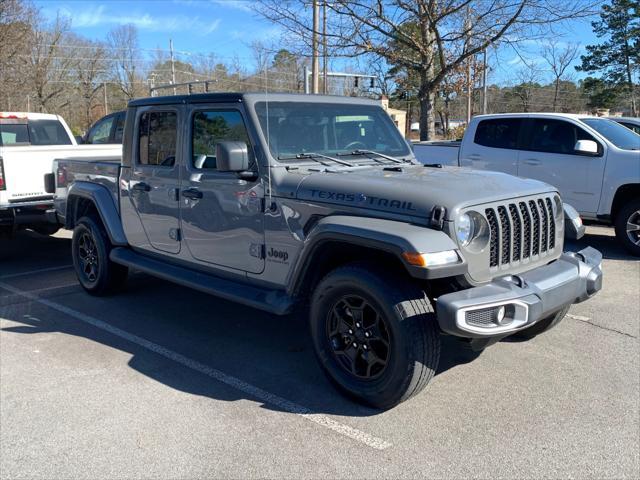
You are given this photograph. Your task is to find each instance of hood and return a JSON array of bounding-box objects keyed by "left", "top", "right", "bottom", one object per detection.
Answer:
[{"left": 295, "top": 165, "right": 556, "bottom": 219}]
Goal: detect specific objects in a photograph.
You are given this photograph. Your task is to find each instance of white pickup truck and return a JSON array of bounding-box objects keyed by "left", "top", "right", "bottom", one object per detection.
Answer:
[
  {"left": 414, "top": 113, "right": 640, "bottom": 255},
  {"left": 0, "top": 112, "right": 121, "bottom": 236}
]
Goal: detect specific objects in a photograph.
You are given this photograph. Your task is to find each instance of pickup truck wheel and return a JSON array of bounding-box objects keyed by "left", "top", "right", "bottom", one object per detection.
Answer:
[
  {"left": 72, "top": 216, "right": 128, "bottom": 295},
  {"left": 310, "top": 263, "right": 440, "bottom": 409},
  {"left": 510, "top": 306, "right": 570, "bottom": 340},
  {"left": 615, "top": 199, "right": 640, "bottom": 256}
]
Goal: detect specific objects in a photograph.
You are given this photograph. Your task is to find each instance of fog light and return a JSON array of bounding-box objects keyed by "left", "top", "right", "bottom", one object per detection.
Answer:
[{"left": 496, "top": 306, "right": 507, "bottom": 325}]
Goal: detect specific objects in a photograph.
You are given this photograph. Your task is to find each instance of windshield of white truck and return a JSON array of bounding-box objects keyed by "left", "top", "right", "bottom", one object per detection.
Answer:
[
  {"left": 0, "top": 119, "right": 72, "bottom": 146},
  {"left": 254, "top": 102, "right": 411, "bottom": 162},
  {"left": 580, "top": 118, "right": 640, "bottom": 151}
]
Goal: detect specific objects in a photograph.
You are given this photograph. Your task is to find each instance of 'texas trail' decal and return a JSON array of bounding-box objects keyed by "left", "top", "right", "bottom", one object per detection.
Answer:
[{"left": 309, "top": 189, "right": 416, "bottom": 211}]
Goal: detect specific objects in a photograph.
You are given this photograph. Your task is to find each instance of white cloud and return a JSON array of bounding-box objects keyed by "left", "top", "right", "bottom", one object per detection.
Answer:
[{"left": 60, "top": 4, "right": 220, "bottom": 35}]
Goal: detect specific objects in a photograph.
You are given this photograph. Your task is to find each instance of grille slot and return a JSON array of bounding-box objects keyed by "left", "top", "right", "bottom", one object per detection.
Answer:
[
  {"left": 545, "top": 198, "right": 555, "bottom": 249},
  {"left": 509, "top": 204, "right": 522, "bottom": 261},
  {"left": 485, "top": 195, "right": 557, "bottom": 269},
  {"left": 529, "top": 200, "right": 541, "bottom": 256},
  {"left": 485, "top": 208, "right": 499, "bottom": 267}
]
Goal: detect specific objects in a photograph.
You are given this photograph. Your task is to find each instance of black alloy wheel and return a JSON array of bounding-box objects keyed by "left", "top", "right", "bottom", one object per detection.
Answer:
[
  {"left": 326, "top": 295, "right": 391, "bottom": 380},
  {"left": 77, "top": 231, "right": 100, "bottom": 283}
]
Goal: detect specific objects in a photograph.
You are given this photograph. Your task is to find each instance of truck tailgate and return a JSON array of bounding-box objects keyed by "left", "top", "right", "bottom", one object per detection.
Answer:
[
  {"left": 0, "top": 145, "right": 121, "bottom": 205},
  {"left": 412, "top": 141, "right": 461, "bottom": 167}
]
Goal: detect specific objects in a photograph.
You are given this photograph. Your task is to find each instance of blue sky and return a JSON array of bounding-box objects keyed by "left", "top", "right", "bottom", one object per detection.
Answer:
[{"left": 36, "top": 0, "right": 602, "bottom": 85}]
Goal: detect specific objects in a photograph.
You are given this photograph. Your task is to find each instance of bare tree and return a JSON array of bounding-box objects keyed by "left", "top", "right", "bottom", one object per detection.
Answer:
[
  {"left": 70, "top": 35, "right": 107, "bottom": 129},
  {"left": 27, "top": 14, "right": 76, "bottom": 112},
  {"left": 541, "top": 40, "right": 580, "bottom": 111},
  {"left": 257, "top": 0, "right": 598, "bottom": 140},
  {"left": 107, "top": 24, "right": 144, "bottom": 100}
]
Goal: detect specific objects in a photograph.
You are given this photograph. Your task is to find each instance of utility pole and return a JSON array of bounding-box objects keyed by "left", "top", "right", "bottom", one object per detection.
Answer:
[
  {"left": 103, "top": 82, "right": 109, "bottom": 115},
  {"left": 465, "top": 8, "right": 472, "bottom": 124},
  {"left": 26, "top": 95, "right": 30, "bottom": 112},
  {"left": 311, "top": 0, "right": 320, "bottom": 94},
  {"left": 482, "top": 48, "right": 488, "bottom": 115},
  {"left": 169, "top": 39, "right": 176, "bottom": 95},
  {"left": 322, "top": 1, "right": 328, "bottom": 94}
]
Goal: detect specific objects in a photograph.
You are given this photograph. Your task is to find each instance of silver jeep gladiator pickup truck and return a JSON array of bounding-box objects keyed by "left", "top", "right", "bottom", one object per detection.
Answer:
[{"left": 49, "top": 93, "right": 603, "bottom": 408}]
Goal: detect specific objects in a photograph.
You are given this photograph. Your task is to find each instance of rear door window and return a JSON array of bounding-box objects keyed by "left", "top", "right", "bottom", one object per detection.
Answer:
[
  {"left": 474, "top": 118, "right": 522, "bottom": 149},
  {"left": 138, "top": 111, "right": 177, "bottom": 167}
]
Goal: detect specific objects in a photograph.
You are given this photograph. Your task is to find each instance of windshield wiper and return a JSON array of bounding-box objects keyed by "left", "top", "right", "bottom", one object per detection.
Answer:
[
  {"left": 278, "top": 152, "right": 352, "bottom": 167},
  {"left": 337, "top": 149, "right": 408, "bottom": 164}
]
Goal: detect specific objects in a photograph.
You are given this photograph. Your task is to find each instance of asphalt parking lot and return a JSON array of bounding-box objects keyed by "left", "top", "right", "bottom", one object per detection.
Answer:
[{"left": 1, "top": 226, "right": 638, "bottom": 479}]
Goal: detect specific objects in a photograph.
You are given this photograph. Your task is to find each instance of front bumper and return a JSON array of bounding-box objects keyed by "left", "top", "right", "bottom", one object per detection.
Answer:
[{"left": 436, "top": 247, "right": 602, "bottom": 339}]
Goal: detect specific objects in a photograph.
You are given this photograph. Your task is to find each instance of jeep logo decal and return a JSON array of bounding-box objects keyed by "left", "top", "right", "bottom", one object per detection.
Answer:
[{"left": 267, "top": 247, "right": 289, "bottom": 263}]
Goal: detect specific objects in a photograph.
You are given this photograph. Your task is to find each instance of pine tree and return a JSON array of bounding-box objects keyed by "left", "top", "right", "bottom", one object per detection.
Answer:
[{"left": 578, "top": 0, "right": 640, "bottom": 115}]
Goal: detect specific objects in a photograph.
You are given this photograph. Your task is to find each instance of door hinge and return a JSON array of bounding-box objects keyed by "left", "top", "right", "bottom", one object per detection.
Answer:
[{"left": 169, "top": 228, "right": 181, "bottom": 241}]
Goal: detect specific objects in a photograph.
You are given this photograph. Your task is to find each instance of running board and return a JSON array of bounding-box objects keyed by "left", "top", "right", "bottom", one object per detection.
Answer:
[{"left": 109, "top": 247, "right": 294, "bottom": 315}]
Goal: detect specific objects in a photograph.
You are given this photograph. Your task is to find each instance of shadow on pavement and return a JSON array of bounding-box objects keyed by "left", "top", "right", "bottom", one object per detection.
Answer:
[
  {"left": 1, "top": 226, "right": 633, "bottom": 417},
  {"left": 566, "top": 226, "right": 638, "bottom": 261}
]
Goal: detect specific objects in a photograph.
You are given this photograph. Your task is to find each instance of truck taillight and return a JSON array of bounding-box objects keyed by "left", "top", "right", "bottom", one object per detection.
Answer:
[
  {"left": 56, "top": 166, "right": 68, "bottom": 188},
  {"left": 0, "top": 157, "right": 5, "bottom": 191}
]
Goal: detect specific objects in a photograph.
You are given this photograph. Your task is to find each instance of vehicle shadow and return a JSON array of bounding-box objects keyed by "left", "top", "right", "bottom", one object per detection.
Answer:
[
  {"left": 1, "top": 269, "right": 482, "bottom": 417},
  {"left": 0, "top": 230, "right": 71, "bottom": 266},
  {"left": 566, "top": 226, "right": 638, "bottom": 261}
]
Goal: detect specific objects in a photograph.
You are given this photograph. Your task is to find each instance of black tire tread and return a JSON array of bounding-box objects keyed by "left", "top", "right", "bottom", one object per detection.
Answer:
[
  {"left": 614, "top": 198, "right": 640, "bottom": 256},
  {"left": 311, "top": 262, "right": 440, "bottom": 409}
]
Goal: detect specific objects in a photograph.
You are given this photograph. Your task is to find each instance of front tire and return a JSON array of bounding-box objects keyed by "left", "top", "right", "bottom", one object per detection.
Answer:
[
  {"left": 72, "top": 216, "right": 128, "bottom": 295},
  {"left": 309, "top": 263, "right": 441, "bottom": 409},
  {"left": 615, "top": 198, "right": 640, "bottom": 256}
]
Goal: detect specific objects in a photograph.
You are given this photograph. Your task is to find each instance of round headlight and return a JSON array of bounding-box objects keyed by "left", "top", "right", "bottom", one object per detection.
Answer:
[{"left": 456, "top": 213, "right": 474, "bottom": 246}]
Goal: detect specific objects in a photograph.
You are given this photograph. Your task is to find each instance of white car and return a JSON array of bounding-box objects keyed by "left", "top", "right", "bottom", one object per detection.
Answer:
[
  {"left": 413, "top": 113, "right": 640, "bottom": 255},
  {"left": 0, "top": 112, "right": 121, "bottom": 236}
]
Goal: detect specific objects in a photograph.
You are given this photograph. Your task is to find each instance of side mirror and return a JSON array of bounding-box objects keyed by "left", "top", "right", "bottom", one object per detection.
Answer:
[
  {"left": 574, "top": 139, "right": 599, "bottom": 155},
  {"left": 216, "top": 141, "right": 249, "bottom": 172},
  {"left": 75, "top": 135, "right": 85, "bottom": 144}
]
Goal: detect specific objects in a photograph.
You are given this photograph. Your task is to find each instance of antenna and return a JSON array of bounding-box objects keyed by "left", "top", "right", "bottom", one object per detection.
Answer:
[{"left": 264, "top": 66, "right": 273, "bottom": 210}]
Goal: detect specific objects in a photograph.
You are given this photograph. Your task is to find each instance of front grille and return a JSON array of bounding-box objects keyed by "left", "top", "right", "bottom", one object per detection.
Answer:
[{"left": 485, "top": 195, "right": 558, "bottom": 268}]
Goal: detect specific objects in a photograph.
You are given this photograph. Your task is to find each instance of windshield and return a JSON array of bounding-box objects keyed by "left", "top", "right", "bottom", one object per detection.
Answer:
[
  {"left": 580, "top": 118, "right": 640, "bottom": 150},
  {"left": 254, "top": 102, "right": 411, "bottom": 161},
  {"left": 0, "top": 119, "right": 72, "bottom": 146}
]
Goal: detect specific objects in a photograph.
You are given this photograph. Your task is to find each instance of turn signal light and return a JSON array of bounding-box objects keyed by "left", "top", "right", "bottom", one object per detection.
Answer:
[{"left": 402, "top": 250, "right": 460, "bottom": 267}]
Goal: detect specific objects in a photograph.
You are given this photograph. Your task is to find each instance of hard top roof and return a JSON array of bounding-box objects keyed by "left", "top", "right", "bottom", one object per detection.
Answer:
[{"left": 128, "top": 92, "right": 381, "bottom": 108}]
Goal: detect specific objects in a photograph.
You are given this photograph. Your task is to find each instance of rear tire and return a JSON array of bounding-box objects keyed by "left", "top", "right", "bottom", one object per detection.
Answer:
[
  {"left": 309, "top": 263, "right": 441, "bottom": 409},
  {"left": 511, "top": 306, "right": 570, "bottom": 340},
  {"left": 72, "top": 216, "right": 128, "bottom": 296},
  {"left": 614, "top": 198, "right": 640, "bottom": 256}
]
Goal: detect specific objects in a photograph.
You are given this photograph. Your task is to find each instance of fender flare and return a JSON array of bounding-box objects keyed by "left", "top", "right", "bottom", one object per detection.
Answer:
[
  {"left": 66, "top": 182, "right": 128, "bottom": 246},
  {"left": 288, "top": 215, "right": 465, "bottom": 295}
]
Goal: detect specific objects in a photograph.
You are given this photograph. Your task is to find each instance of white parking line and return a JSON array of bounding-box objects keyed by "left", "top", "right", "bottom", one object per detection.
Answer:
[
  {"left": 0, "top": 281, "right": 392, "bottom": 451},
  {"left": 0, "top": 265, "right": 73, "bottom": 280}
]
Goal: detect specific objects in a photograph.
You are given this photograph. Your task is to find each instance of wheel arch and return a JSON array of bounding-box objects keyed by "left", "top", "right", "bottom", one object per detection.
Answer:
[
  {"left": 611, "top": 184, "right": 640, "bottom": 222},
  {"left": 65, "top": 182, "right": 127, "bottom": 246},
  {"left": 288, "top": 215, "right": 464, "bottom": 299}
]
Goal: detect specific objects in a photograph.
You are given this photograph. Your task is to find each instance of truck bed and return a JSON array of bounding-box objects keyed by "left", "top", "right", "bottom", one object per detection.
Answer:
[{"left": 53, "top": 157, "right": 122, "bottom": 221}]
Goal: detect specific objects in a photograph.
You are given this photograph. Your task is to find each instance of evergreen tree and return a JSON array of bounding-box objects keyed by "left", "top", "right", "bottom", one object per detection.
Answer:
[{"left": 577, "top": 0, "right": 639, "bottom": 115}]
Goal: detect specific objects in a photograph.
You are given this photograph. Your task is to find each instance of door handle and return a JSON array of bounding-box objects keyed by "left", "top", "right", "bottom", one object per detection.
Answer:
[
  {"left": 132, "top": 182, "right": 151, "bottom": 192},
  {"left": 523, "top": 159, "right": 541, "bottom": 166},
  {"left": 182, "top": 188, "right": 203, "bottom": 200},
  {"left": 469, "top": 153, "right": 482, "bottom": 158}
]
